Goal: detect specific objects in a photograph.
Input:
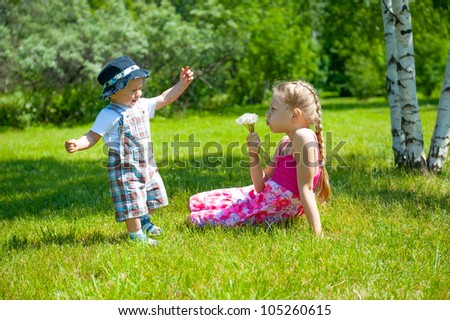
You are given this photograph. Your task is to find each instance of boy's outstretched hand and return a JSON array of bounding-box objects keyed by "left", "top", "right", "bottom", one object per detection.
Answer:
[
  {"left": 65, "top": 139, "right": 78, "bottom": 153},
  {"left": 180, "top": 66, "right": 195, "bottom": 85}
]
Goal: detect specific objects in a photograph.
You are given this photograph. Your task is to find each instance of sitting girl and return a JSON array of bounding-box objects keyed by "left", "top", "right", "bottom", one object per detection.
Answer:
[{"left": 187, "top": 81, "right": 331, "bottom": 236}]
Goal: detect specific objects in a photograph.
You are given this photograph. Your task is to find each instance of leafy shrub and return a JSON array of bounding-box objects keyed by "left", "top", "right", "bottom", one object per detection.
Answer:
[{"left": 0, "top": 0, "right": 448, "bottom": 127}]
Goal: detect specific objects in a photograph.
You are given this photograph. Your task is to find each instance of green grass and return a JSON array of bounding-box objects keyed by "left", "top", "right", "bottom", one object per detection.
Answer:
[{"left": 0, "top": 97, "right": 448, "bottom": 299}]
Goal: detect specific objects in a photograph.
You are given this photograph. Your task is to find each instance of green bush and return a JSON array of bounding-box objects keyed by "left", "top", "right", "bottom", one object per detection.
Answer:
[
  {"left": 1, "top": 0, "right": 448, "bottom": 127},
  {"left": 0, "top": 91, "right": 32, "bottom": 128},
  {"left": 345, "top": 53, "right": 385, "bottom": 99}
]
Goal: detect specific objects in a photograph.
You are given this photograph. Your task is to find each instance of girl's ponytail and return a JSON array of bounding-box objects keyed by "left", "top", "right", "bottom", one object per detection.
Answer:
[
  {"left": 315, "top": 121, "right": 331, "bottom": 202},
  {"left": 309, "top": 84, "right": 331, "bottom": 202}
]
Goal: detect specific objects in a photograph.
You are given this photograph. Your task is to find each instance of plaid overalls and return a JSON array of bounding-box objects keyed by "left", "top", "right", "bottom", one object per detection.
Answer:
[{"left": 106, "top": 103, "right": 168, "bottom": 222}]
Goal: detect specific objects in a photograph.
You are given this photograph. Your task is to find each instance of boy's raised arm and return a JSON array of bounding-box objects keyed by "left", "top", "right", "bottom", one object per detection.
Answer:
[{"left": 155, "top": 66, "right": 194, "bottom": 110}]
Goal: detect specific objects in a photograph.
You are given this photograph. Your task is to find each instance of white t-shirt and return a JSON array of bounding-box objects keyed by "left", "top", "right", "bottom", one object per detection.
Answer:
[{"left": 91, "top": 98, "right": 157, "bottom": 151}]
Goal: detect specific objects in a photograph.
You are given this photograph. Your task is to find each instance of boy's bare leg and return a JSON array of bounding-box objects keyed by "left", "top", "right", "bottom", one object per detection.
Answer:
[{"left": 125, "top": 217, "right": 141, "bottom": 232}]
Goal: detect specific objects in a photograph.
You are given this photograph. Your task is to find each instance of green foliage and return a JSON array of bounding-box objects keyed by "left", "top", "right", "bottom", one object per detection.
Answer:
[
  {"left": 138, "top": 0, "right": 243, "bottom": 111},
  {"left": 344, "top": 48, "right": 385, "bottom": 99},
  {"left": 317, "top": 1, "right": 387, "bottom": 97},
  {"left": 0, "top": 0, "right": 449, "bottom": 126},
  {"left": 316, "top": 0, "right": 449, "bottom": 98},
  {"left": 0, "top": 100, "right": 448, "bottom": 299},
  {"left": 412, "top": 2, "right": 450, "bottom": 97},
  {"left": 225, "top": 0, "right": 321, "bottom": 104}
]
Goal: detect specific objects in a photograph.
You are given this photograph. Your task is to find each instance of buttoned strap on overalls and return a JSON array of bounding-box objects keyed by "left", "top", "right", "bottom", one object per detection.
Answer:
[{"left": 106, "top": 103, "right": 168, "bottom": 222}]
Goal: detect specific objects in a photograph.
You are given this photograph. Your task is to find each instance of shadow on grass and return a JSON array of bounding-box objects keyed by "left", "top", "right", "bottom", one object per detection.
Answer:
[
  {"left": 329, "top": 153, "right": 450, "bottom": 218},
  {"left": 162, "top": 152, "right": 449, "bottom": 221},
  {"left": 0, "top": 155, "right": 251, "bottom": 221},
  {"left": 159, "top": 155, "right": 251, "bottom": 192},
  {"left": 0, "top": 156, "right": 110, "bottom": 220},
  {"left": 178, "top": 216, "right": 302, "bottom": 236},
  {"left": 4, "top": 229, "right": 124, "bottom": 251},
  {"left": 2, "top": 152, "right": 448, "bottom": 225}
]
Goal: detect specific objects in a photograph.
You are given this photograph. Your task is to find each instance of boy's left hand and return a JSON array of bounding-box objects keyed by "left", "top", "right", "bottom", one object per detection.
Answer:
[{"left": 180, "top": 66, "right": 195, "bottom": 85}]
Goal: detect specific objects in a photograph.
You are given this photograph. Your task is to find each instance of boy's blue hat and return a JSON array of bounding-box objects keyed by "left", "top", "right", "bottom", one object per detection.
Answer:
[{"left": 97, "top": 56, "right": 150, "bottom": 100}]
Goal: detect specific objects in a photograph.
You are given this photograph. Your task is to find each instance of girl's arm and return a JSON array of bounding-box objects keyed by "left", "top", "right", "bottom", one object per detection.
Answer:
[
  {"left": 65, "top": 130, "right": 101, "bottom": 153},
  {"left": 247, "top": 132, "right": 282, "bottom": 193},
  {"left": 293, "top": 129, "right": 322, "bottom": 236},
  {"left": 154, "top": 66, "right": 195, "bottom": 110}
]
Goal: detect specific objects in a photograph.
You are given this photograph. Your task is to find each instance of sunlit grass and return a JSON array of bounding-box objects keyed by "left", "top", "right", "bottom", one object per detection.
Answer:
[{"left": 0, "top": 97, "right": 448, "bottom": 299}]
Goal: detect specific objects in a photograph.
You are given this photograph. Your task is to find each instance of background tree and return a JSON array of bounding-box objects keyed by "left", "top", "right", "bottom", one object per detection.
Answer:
[
  {"left": 427, "top": 51, "right": 450, "bottom": 173},
  {"left": 381, "top": 0, "right": 449, "bottom": 172},
  {"left": 381, "top": 0, "right": 405, "bottom": 165},
  {"left": 392, "top": 0, "right": 427, "bottom": 170}
]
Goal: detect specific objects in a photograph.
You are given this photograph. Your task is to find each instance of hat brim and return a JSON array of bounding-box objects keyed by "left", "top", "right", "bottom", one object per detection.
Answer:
[{"left": 99, "top": 69, "right": 150, "bottom": 100}]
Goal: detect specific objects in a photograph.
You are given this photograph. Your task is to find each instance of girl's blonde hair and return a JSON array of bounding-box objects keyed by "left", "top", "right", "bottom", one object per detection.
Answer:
[{"left": 273, "top": 80, "right": 331, "bottom": 202}]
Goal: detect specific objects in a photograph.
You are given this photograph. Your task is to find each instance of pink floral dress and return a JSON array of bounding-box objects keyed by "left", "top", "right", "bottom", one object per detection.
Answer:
[{"left": 188, "top": 141, "right": 321, "bottom": 227}]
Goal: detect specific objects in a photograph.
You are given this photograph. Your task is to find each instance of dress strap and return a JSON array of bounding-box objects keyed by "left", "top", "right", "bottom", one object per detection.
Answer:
[{"left": 278, "top": 140, "right": 291, "bottom": 156}]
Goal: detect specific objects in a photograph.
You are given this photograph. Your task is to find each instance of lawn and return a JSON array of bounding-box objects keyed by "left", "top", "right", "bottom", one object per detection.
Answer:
[{"left": 0, "top": 97, "right": 448, "bottom": 299}]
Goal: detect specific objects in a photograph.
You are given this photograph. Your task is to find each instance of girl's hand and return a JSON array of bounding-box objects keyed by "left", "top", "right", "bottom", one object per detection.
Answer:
[
  {"left": 65, "top": 139, "right": 78, "bottom": 153},
  {"left": 246, "top": 132, "right": 261, "bottom": 153},
  {"left": 180, "top": 66, "right": 195, "bottom": 85}
]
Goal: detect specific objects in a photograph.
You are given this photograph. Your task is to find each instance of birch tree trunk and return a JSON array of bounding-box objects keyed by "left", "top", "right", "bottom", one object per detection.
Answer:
[
  {"left": 381, "top": 0, "right": 405, "bottom": 166},
  {"left": 392, "top": 0, "right": 427, "bottom": 171},
  {"left": 427, "top": 50, "right": 450, "bottom": 173}
]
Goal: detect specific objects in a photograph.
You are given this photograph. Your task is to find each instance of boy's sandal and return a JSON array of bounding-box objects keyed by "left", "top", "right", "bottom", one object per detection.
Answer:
[{"left": 147, "top": 225, "right": 163, "bottom": 236}]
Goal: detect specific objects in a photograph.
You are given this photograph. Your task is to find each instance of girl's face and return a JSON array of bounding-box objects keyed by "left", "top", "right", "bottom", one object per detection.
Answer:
[
  {"left": 266, "top": 95, "right": 291, "bottom": 133},
  {"left": 110, "top": 78, "right": 143, "bottom": 107}
]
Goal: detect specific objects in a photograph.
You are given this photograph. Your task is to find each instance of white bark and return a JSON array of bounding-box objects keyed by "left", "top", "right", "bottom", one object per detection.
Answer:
[
  {"left": 392, "top": 0, "right": 427, "bottom": 170},
  {"left": 381, "top": 0, "right": 405, "bottom": 165},
  {"left": 427, "top": 50, "right": 450, "bottom": 173}
]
